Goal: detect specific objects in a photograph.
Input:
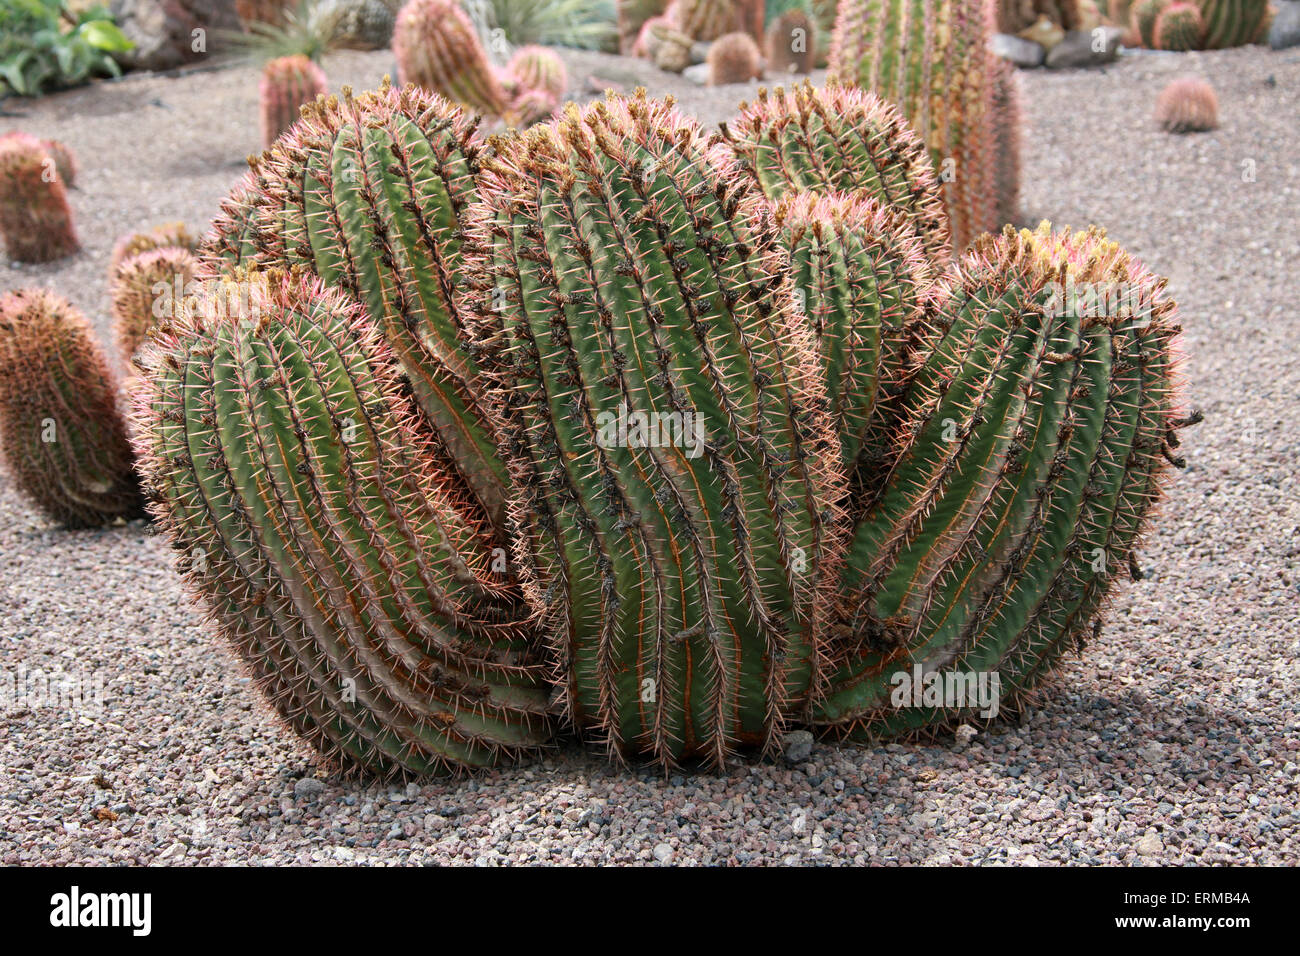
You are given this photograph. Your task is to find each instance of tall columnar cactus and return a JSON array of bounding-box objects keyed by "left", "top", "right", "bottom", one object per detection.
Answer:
[
  {"left": 131, "top": 274, "right": 553, "bottom": 776},
  {"left": 1154, "top": 3, "right": 1204, "bottom": 49},
  {"left": 1156, "top": 76, "right": 1218, "bottom": 132},
  {"left": 723, "top": 83, "right": 953, "bottom": 267},
  {"left": 0, "top": 290, "right": 143, "bottom": 528},
  {"left": 260, "top": 54, "right": 329, "bottom": 148},
  {"left": 467, "top": 92, "right": 847, "bottom": 768},
  {"left": 990, "top": 56, "right": 1022, "bottom": 229},
  {"left": 772, "top": 191, "right": 936, "bottom": 504},
  {"left": 1197, "top": 0, "right": 1271, "bottom": 48},
  {"left": 827, "top": 0, "right": 1000, "bottom": 249},
  {"left": 1132, "top": 0, "right": 1171, "bottom": 45},
  {"left": 0, "top": 134, "right": 79, "bottom": 263},
  {"left": 393, "top": 0, "right": 512, "bottom": 121},
  {"left": 817, "top": 224, "right": 1194, "bottom": 737},
  {"left": 111, "top": 247, "right": 200, "bottom": 365},
  {"left": 677, "top": 0, "right": 744, "bottom": 40},
  {"left": 203, "top": 82, "right": 511, "bottom": 536},
  {"left": 764, "top": 9, "right": 818, "bottom": 75},
  {"left": 110, "top": 222, "right": 198, "bottom": 280},
  {"left": 708, "top": 31, "right": 762, "bottom": 83}
]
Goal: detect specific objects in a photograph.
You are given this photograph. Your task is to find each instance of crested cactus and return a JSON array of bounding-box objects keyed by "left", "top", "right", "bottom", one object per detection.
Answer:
[
  {"left": 131, "top": 273, "right": 553, "bottom": 776},
  {"left": 0, "top": 134, "right": 79, "bottom": 264},
  {"left": 817, "top": 224, "right": 1193, "bottom": 737},
  {"left": 467, "top": 92, "right": 847, "bottom": 768},
  {"left": 111, "top": 246, "right": 201, "bottom": 365},
  {"left": 827, "top": 0, "right": 1000, "bottom": 249},
  {"left": 0, "top": 290, "right": 143, "bottom": 528},
  {"left": 707, "top": 31, "right": 762, "bottom": 84},
  {"left": 1197, "top": 0, "right": 1271, "bottom": 48},
  {"left": 1156, "top": 76, "right": 1218, "bottom": 132},
  {"left": 110, "top": 222, "right": 199, "bottom": 280},
  {"left": 203, "top": 82, "right": 511, "bottom": 536},
  {"left": 1132, "top": 0, "right": 1171, "bottom": 45},
  {"left": 990, "top": 56, "right": 1022, "bottom": 229},
  {"left": 393, "top": 0, "right": 512, "bottom": 120},
  {"left": 260, "top": 54, "right": 329, "bottom": 148},
  {"left": 764, "top": 9, "right": 818, "bottom": 74},
  {"left": 1154, "top": 2, "right": 1204, "bottom": 49},
  {"left": 772, "top": 191, "right": 936, "bottom": 504},
  {"left": 723, "top": 82, "right": 953, "bottom": 267}
]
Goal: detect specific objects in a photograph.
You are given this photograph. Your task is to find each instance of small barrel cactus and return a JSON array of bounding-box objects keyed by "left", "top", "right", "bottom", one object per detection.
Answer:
[
  {"left": 468, "top": 92, "right": 846, "bottom": 768},
  {"left": 393, "top": 0, "right": 511, "bottom": 120},
  {"left": 819, "top": 224, "right": 1193, "bottom": 737},
  {"left": 110, "top": 222, "right": 198, "bottom": 280},
  {"left": 0, "top": 132, "right": 76, "bottom": 188},
  {"left": 723, "top": 82, "right": 953, "bottom": 266},
  {"left": 0, "top": 134, "right": 79, "bottom": 263},
  {"left": 1198, "top": 0, "right": 1272, "bottom": 49},
  {"left": 111, "top": 246, "right": 200, "bottom": 365},
  {"left": 132, "top": 273, "right": 554, "bottom": 776},
  {"left": 619, "top": 0, "right": 670, "bottom": 53},
  {"left": 1154, "top": 1, "right": 1203, "bottom": 49},
  {"left": 708, "top": 30, "right": 762, "bottom": 84},
  {"left": 1131, "top": 0, "right": 1171, "bottom": 46},
  {"left": 1155, "top": 76, "right": 1219, "bottom": 132},
  {"left": 0, "top": 290, "right": 143, "bottom": 528},
  {"left": 765, "top": 9, "right": 817, "bottom": 75},
  {"left": 260, "top": 54, "right": 328, "bottom": 148},
  {"left": 503, "top": 45, "right": 568, "bottom": 122}
]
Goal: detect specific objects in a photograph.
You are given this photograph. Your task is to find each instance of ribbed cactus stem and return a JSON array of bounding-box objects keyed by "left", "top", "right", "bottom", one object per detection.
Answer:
[
  {"left": 676, "top": 0, "right": 743, "bottom": 40},
  {"left": 503, "top": 45, "right": 568, "bottom": 124},
  {"left": 393, "top": 0, "right": 511, "bottom": 120},
  {"left": 0, "top": 290, "right": 143, "bottom": 527},
  {"left": 111, "top": 246, "right": 200, "bottom": 365},
  {"left": 1198, "top": 0, "right": 1272, "bottom": 48},
  {"left": 203, "top": 82, "right": 512, "bottom": 537},
  {"left": 0, "top": 134, "right": 79, "bottom": 263},
  {"left": 260, "top": 54, "right": 328, "bottom": 148},
  {"left": 110, "top": 221, "right": 197, "bottom": 280},
  {"left": 724, "top": 82, "right": 953, "bottom": 266},
  {"left": 990, "top": 56, "right": 1022, "bottom": 229},
  {"left": 469, "top": 92, "right": 847, "bottom": 768},
  {"left": 1132, "top": 0, "right": 1171, "bottom": 45},
  {"left": 131, "top": 273, "right": 553, "bottom": 776},
  {"left": 816, "top": 224, "right": 1192, "bottom": 737},
  {"left": 828, "top": 0, "right": 999, "bottom": 249}
]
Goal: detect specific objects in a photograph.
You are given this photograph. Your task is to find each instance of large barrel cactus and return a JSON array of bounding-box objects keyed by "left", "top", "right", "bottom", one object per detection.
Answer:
[
  {"left": 133, "top": 274, "right": 553, "bottom": 776},
  {"left": 467, "top": 93, "right": 847, "bottom": 768}
]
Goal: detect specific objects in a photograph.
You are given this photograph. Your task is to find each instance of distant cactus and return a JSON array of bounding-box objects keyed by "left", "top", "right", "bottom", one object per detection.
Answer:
[
  {"left": 504, "top": 45, "right": 568, "bottom": 122},
  {"left": 724, "top": 82, "right": 953, "bottom": 266},
  {"left": 0, "top": 134, "right": 79, "bottom": 264},
  {"left": 618, "top": 0, "right": 670, "bottom": 52},
  {"left": 990, "top": 56, "right": 1022, "bottom": 229},
  {"left": 132, "top": 273, "right": 553, "bottom": 777},
  {"left": 1156, "top": 76, "right": 1218, "bottom": 132},
  {"left": 1132, "top": 0, "right": 1171, "bottom": 45},
  {"left": 110, "top": 247, "right": 200, "bottom": 365},
  {"left": 1, "top": 133, "right": 76, "bottom": 188},
  {"left": 828, "top": 0, "right": 1001, "bottom": 249},
  {"left": 393, "top": 0, "right": 511, "bottom": 120},
  {"left": 708, "top": 31, "right": 762, "bottom": 83},
  {"left": 736, "top": 0, "right": 767, "bottom": 39},
  {"left": 260, "top": 55, "right": 328, "bottom": 148},
  {"left": 996, "top": 0, "right": 1084, "bottom": 32},
  {"left": 236, "top": 0, "right": 293, "bottom": 27},
  {"left": 1198, "top": 0, "right": 1271, "bottom": 48},
  {"left": 0, "top": 290, "right": 142, "bottom": 528},
  {"left": 468, "top": 91, "right": 845, "bottom": 768},
  {"left": 677, "top": 0, "right": 743, "bottom": 40},
  {"left": 1154, "top": 0, "right": 1203, "bottom": 48},
  {"left": 765, "top": 9, "right": 817, "bottom": 74},
  {"left": 109, "top": 222, "right": 198, "bottom": 280}
]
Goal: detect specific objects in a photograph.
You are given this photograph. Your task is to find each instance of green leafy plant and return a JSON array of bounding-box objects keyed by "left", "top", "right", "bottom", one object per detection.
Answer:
[
  {"left": 461, "top": 0, "right": 616, "bottom": 52},
  {"left": 0, "top": 0, "right": 133, "bottom": 98},
  {"left": 221, "top": 0, "right": 342, "bottom": 63}
]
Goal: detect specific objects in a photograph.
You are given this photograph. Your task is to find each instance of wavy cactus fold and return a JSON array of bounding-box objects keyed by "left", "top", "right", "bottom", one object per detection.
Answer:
[
  {"left": 468, "top": 92, "right": 847, "bottom": 768},
  {"left": 132, "top": 274, "right": 553, "bottom": 777}
]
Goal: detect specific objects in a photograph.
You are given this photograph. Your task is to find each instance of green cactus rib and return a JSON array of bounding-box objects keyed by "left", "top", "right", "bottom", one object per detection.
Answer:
[
  {"left": 132, "top": 275, "right": 553, "bottom": 777},
  {"left": 827, "top": 0, "right": 998, "bottom": 249},
  {"left": 772, "top": 190, "right": 937, "bottom": 507},
  {"left": 203, "top": 83, "right": 511, "bottom": 536},
  {"left": 1197, "top": 0, "right": 1271, "bottom": 49},
  {"left": 0, "top": 290, "right": 144, "bottom": 529},
  {"left": 724, "top": 82, "right": 953, "bottom": 267},
  {"left": 468, "top": 92, "right": 847, "bottom": 768},
  {"left": 815, "top": 224, "right": 1189, "bottom": 736}
]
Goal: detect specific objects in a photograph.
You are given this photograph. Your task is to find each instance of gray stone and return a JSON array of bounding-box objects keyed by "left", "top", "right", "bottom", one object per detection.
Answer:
[
  {"left": 991, "top": 33, "right": 1046, "bottom": 68},
  {"left": 293, "top": 776, "right": 326, "bottom": 801},
  {"left": 1045, "top": 27, "right": 1123, "bottom": 69},
  {"left": 682, "top": 63, "right": 711, "bottom": 86},
  {"left": 652, "top": 843, "right": 674, "bottom": 863},
  {"left": 690, "top": 42, "right": 710, "bottom": 65},
  {"left": 1135, "top": 830, "right": 1164, "bottom": 856},
  {"left": 109, "top": 0, "right": 240, "bottom": 72},
  {"left": 783, "top": 730, "right": 815, "bottom": 764},
  {"left": 1269, "top": 1, "right": 1300, "bottom": 50}
]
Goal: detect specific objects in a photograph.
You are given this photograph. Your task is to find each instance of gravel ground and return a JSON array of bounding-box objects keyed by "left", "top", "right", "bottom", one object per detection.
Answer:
[{"left": 1, "top": 46, "right": 1297, "bottom": 866}]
